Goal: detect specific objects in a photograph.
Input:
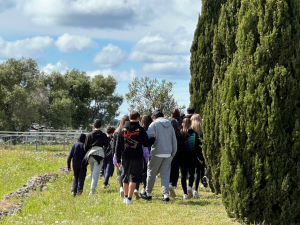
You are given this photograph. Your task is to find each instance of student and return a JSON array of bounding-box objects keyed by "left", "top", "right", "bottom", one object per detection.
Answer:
[
  {"left": 113, "top": 115, "right": 130, "bottom": 197},
  {"left": 191, "top": 114, "right": 204, "bottom": 198},
  {"left": 141, "top": 109, "right": 177, "bottom": 202},
  {"left": 102, "top": 126, "right": 116, "bottom": 189},
  {"left": 184, "top": 106, "right": 195, "bottom": 119},
  {"left": 115, "top": 111, "right": 155, "bottom": 204},
  {"left": 168, "top": 118, "right": 185, "bottom": 198},
  {"left": 67, "top": 133, "right": 87, "bottom": 196},
  {"left": 83, "top": 119, "right": 109, "bottom": 195},
  {"left": 134, "top": 114, "right": 152, "bottom": 199},
  {"left": 171, "top": 108, "right": 183, "bottom": 127},
  {"left": 180, "top": 117, "right": 204, "bottom": 199}
]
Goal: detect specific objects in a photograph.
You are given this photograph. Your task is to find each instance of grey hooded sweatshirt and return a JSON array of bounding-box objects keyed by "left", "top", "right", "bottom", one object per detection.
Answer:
[{"left": 146, "top": 117, "right": 177, "bottom": 157}]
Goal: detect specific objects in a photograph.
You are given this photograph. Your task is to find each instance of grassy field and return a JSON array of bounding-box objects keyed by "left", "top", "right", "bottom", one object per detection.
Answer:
[{"left": 0, "top": 149, "right": 240, "bottom": 225}]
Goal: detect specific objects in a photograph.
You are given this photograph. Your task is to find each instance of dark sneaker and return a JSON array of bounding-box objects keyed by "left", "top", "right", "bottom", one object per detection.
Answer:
[
  {"left": 162, "top": 196, "right": 170, "bottom": 202},
  {"left": 140, "top": 193, "right": 152, "bottom": 200}
]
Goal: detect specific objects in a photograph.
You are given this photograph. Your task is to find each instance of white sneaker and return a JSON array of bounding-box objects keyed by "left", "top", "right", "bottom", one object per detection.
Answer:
[
  {"left": 193, "top": 190, "right": 200, "bottom": 198},
  {"left": 120, "top": 187, "right": 124, "bottom": 198},
  {"left": 155, "top": 175, "right": 158, "bottom": 182},
  {"left": 134, "top": 189, "right": 140, "bottom": 200},
  {"left": 187, "top": 186, "right": 193, "bottom": 199},
  {"left": 140, "top": 188, "right": 146, "bottom": 195},
  {"left": 169, "top": 185, "right": 176, "bottom": 198},
  {"left": 183, "top": 194, "right": 188, "bottom": 200},
  {"left": 123, "top": 197, "right": 127, "bottom": 203},
  {"left": 125, "top": 198, "right": 134, "bottom": 204},
  {"left": 200, "top": 184, "right": 204, "bottom": 188}
]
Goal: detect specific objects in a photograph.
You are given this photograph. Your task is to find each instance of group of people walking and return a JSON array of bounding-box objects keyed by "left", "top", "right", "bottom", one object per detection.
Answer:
[{"left": 67, "top": 107, "right": 207, "bottom": 204}]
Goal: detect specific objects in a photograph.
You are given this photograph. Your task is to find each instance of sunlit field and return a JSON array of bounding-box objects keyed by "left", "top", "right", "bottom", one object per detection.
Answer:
[{"left": 1, "top": 149, "right": 240, "bottom": 225}]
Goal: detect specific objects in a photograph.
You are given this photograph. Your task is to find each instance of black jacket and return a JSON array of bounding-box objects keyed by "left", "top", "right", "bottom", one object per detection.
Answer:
[
  {"left": 115, "top": 121, "right": 155, "bottom": 163},
  {"left": 67, "top": 134, "right": 87, "bottom": 169},
  {"left": 83, "top": 130, "right": 109, "bottom": 152},
  {"left": 182, "top": 129, "right": 204, "bottom": 161},
  {"left": 104, "top": 135, "right": 114, "bottom": 158}
]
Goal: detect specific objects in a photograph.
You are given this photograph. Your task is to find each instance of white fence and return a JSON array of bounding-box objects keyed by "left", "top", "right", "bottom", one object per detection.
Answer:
[{"left": 0, "top": 130, "right": 87, "bottom": 151}]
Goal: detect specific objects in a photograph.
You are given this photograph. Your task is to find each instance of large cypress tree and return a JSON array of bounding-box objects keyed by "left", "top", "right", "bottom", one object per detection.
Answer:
[
  {"left": 216, "top": 0, "right": 300, "bottom": 223},
  {"left": 189, "top": 0, "right": 226, "bottom": 114},
  {"left": 202, "top": 0, "right": 241, "bottom": 194}
]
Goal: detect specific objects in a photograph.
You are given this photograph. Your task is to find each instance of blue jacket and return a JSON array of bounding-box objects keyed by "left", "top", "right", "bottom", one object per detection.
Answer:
[{"left": 67, "top": 134, "right": 87, "bottom": 169}]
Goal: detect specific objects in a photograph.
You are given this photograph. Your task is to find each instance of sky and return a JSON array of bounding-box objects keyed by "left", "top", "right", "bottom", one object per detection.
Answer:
[{"left": 0, "top": 0, "right": 202, "bottom": 118}]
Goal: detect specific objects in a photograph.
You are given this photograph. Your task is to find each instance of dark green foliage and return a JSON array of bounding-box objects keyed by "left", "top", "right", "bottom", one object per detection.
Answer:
[
  {"left": 0, "top": 58, "right": 123, "bottom": 130},
  {"left": 202, "top": 0, "right": 241, "bottom": 194},
  {"left": 218, "top": 1, "right": 300, "bottom": 223},
  {"left": 189, "top": 0, "right": 226, "bottom": 114},
  {"left": 192, "top": 0, "right": 300, "bottom": 223}
]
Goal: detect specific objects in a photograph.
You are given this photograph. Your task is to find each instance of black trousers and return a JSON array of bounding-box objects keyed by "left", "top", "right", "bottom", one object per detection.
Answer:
[
  {"left": 169, "top": 151, "right": 180, "bottom": 187},
  {"left": 72, "top": 166, "right": 87, "bottom": 193},
  {"left": 195, "top": 160, "right": 206, "bottom": 191},
  {"left": 179, "top": 154, "right": 195, "bottom": 194},
  {"left": 136, "top": 158, "right": 147, "bottom": 191}
]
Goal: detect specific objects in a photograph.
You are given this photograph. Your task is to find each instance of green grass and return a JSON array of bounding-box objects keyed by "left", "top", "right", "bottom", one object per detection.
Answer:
[
  {"left": 0, "top": 149, "right": 240, "bottom": 225},
  {"left": 0, "top": 149, "right": 66, "bottom": 198}
]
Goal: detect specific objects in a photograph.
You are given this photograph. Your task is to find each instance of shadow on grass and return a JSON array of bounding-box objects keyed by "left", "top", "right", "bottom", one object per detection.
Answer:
[{"left": 176, "top": 199, "right": 221, "bottom": 206}]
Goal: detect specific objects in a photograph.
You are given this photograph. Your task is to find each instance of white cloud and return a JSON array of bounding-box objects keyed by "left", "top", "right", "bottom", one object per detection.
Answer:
[
  {"left": 9, "top": 0, "right": 200, "bottom": 31},
  {"left": 93, "top": 44, "right": 126, "bottom": 68},
  {"left": 0, "top": 36, "right": 53, "bottom": 59},
  {"left": 55, "top": 33, "right": 96, "bottom": 53},
  {"left": 86, "top": 68, "right": 136, "bottom": 82},
  {"left": 130, "top": 26, "right": 192, "bottom": 79},
  {"left": 41, "top": 61, "right": 68, "bottom": 74}
]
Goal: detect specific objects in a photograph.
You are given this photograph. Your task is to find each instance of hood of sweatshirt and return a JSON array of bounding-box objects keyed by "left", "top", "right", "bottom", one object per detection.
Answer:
[
  {"left": 155, "top": 117, "right": 171, "bottom": 128},
  {"left": 124, "top": 121, "right": 140, "bottom": 131},
  {"left": 77, "top": 133, "right": 86, "bottom": 143}
]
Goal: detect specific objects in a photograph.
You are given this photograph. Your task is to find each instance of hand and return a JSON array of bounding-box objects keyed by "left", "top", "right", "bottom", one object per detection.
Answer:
[
  {"left": 200, "top": 160, "right": 203, "bottom": 164},
  {"left": 68, "top": 168, "right": 71, "bottom": 172},
  {"left": 117, "top": 163, "right": 122, "bottom": 168}
]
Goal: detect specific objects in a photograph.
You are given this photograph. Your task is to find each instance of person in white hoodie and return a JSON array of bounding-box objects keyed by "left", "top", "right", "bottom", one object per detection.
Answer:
[{"left": 141, "top": 109, "right": 177, "bottom": 202}]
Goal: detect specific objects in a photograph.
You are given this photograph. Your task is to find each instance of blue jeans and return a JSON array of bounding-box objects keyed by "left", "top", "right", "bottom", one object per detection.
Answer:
[
  {"left": 72, "top": 166, "right": 87, "bottom": 193},
  {"left": 103, "top": 157, "right": 114, "bottom": 186}
]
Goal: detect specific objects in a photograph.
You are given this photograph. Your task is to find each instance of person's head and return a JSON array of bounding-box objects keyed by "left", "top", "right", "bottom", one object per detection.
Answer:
[
  {"left": 170, "top": 118, "right": 181, "bottom": 137},
  {"left": 93, "top": 119, "right": 102, "bottom": 130},
  {"left": 115, "top": 115, "right": 130, "bottom": 132},
  {"left": 187, "top": 106, "right": 195, "bottom": 115},
  {"left": 171, "top": 108, "right": 181, "bottom": 119},
  {"left": 129, "top": 111, "right": 140, "bottom": 121},
  {"left": 152, "top": 109, "right": 164, "bottom": 120},
  {"left": 140, "top": 115, "right": 152, "bottom": 131},
  {"left": 180, "top": 113, "right": 185, "bottom": 120},
  {"left": 106, "top": 126, "right": 115, "bottom": 136},
  {"left": 191, "top": 114, "right": 203, "bottom": 137},
  {"left": 181, "top": 117, "right": 191, "bottom": 137}
]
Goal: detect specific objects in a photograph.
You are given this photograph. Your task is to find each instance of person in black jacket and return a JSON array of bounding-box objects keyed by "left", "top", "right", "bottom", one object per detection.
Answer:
[
  {"left": 180, "top": 117, "right": 204, "bottom": 200},
  {"left": 115, "top": 111, "right": 155, "bottom": 204},
  {"left": 67, "top": 133, "right": 87, "bottom": 196},
  {"left": 102, "top": 126, "right": 115, "bottom": 189},
  {"left": 83, "top": 119, "right": 109, "bottom": 195}
]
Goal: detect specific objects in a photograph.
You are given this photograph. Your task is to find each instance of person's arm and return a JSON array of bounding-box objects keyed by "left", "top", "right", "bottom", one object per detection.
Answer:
[
  {"left": 83, "top": 134, "right": 90, "bottom": 153},
  {"left": 195, "top": 133, "right": 204, "bottom": 162},
  {"left": 146, "top": 122, "right": 156, "bottom": 137},
  {"left": 171, "top": 129, "right": 177, "bottom": 158},
  {"left": 67, "top": 144, "right": 74, "bottom": 170},
  {"left": 141, "top": 128, "right": 155, "bottom": 147},
  {"left": 115, "top": 131, "right": 123, "bottom": 163}
]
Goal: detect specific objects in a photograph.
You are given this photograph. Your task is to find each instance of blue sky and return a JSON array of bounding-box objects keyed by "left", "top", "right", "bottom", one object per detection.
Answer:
[{"left": 0, "top": 0, "right": 202, "bottom": 118}]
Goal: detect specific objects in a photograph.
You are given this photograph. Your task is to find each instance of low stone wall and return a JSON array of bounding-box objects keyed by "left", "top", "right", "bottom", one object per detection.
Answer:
[{"left": 0, "top": 167, "right": 68, "bottom": 220}]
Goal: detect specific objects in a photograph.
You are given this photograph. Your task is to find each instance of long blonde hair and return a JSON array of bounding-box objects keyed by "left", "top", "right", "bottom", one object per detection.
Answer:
[
  {"left": 181, "top": 118, "right": 191, "bottom": 138},
  {"left": 191, "top": 114, "right": 203, "bottom": 137},
  {"left": 115, "top": 115, "right": 129, "bottom": 133}
]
